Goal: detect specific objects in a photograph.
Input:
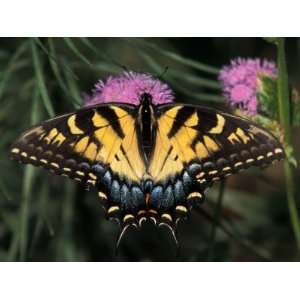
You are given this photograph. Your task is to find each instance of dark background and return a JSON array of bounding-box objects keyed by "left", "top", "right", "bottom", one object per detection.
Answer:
[{"left": 0, "top": 38, "right": 299, "bottom": 261}]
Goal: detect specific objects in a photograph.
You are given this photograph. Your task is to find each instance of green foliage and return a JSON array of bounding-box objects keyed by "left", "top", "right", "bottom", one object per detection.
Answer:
[
  {"left": 257, "top": 75, "right": 278, "bottom": 118},
  {"left": 291, "top": 89, "right": 300, "bottom": 126}
]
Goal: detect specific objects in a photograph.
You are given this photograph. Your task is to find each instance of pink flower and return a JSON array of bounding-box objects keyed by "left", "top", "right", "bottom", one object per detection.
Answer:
[
  {"left": 84, "top": 71, "right": 174, "bottom": 106},
  {"left": 219, "top": 58, "right": 277, "bottom": 115}
]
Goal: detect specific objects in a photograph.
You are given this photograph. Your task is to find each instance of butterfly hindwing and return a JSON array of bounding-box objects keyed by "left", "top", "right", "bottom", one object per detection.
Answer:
[
  {"left": 148, "top": 104, "right": 284, "bottom": 205},
  {"left": 10, "top": 104, "right": 146, "bottom": 206}
]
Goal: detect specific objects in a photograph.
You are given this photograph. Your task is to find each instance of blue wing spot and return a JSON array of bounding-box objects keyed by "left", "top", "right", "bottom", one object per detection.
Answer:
[{"left": 174, "top": 180, "right": 185, "bottom": 203}]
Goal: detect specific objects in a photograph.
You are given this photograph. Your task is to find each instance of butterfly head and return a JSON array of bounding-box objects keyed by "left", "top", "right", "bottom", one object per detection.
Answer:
[{"left": 139, "top": 92, "right": 153, "bottom": 106}]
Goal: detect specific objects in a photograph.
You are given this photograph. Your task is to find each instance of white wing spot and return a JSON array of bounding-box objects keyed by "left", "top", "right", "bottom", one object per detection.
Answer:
[
  {"left": 11, "top": 148, "right": 20, "bottom": 154},
  {"left": 21, "top": 152, "right": 28, "bottom": 158}
]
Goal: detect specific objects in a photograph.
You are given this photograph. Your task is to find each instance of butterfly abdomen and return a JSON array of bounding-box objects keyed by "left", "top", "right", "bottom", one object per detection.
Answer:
[{"left": 138, "top": 93, "right": 156, "bottom": 162}]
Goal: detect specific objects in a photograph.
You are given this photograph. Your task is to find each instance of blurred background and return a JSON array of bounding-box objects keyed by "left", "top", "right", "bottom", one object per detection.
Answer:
[{"left": 0, "top": 37, "right": 299, "bottom": 261}]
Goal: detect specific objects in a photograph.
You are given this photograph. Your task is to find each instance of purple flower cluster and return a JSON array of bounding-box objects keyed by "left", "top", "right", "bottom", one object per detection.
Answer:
[
  {"left": 84, "top": 71, "right": 174, "bottom": 106},
  {"left": 219, "top": 58, "right": 277, "bottom": 115}
]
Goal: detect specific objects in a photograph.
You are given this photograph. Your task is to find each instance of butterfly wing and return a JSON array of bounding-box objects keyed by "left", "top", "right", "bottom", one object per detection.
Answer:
[
  {"left": 148, "top": 104, "right": 284, "bottom": 212},
  {"left": 10, "top": 104, "right": 146, "bottom": 217}
]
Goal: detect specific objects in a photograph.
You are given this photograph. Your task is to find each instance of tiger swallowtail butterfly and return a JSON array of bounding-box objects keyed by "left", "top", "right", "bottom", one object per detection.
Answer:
[{"left": 10, "top": 92, "right": 284, "bottom": 245}]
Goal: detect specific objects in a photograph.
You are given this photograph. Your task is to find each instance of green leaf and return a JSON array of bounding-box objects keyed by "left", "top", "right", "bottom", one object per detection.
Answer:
[
  {"left": 257, "top": 75, "right": 278, "bottom": 118},
  {"left": 125, "top": 38, "right": 219, "bottom": 75},
  {"left": 169, "top": 69, "right": 221, "bottom": 90},
  {"left": 0, "top": 179, "right": 11, "bottom": 202},
  {"left": 284, "top": 143, "right": 298, "bottom": 168},
  {"left": 0, "top": 40, "right": 29, "bottom": 100},
  {"left": 18, "top": 86, "right": 41, "bottom": 261},
  {"left": 31, "top": 39, "right": 55, "bottom": 117},
  {"left": 79, "top": 37, "right": 125, "bottom": 69},
  {"left": 93, "top": 62, "right": 123, "bottom": 74},
  {"left": 29, "top": 182, "right": 53, "bottom": 258},
  {"left": 19, "top": 165, "right": 35, "bottom": 261},
  {"left": 63, "top": 37, "right": 92, "bottom": 67},
  {"left": 62, "top": 60, "right": 82, "bottom": 109},
  {"left": 291, "top": 88, "right": 300, "bottom": 126},
  {"left": 47, "top": 38, "right": 69, "bottom": 93}
]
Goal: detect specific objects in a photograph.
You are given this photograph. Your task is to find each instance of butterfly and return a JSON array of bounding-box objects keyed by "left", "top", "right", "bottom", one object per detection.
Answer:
[{"left": 10, "top": 92, "right": 284, "bottom": 245}]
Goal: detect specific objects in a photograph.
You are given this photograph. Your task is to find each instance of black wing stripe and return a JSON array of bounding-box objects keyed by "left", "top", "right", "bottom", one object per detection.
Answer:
[
  {"left": 95, "top": 106, "right": 125, "bottom": 138},
  {"left": 167, "top": 106, "right": 194, "bottom": 138}
]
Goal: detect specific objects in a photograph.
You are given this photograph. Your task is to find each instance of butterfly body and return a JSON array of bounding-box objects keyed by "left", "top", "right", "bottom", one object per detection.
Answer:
[
  {"left": 10, "top": 94, "right": 285, "bottom": 241},
  {"left": 137, "top": 93, "right": 156, "bottom": 162}
]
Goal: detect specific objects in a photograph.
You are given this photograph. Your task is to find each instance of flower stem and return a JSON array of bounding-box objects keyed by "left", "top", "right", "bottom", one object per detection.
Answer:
[{"left": 276, "top": 38, "right": 300, "bottom": 249}]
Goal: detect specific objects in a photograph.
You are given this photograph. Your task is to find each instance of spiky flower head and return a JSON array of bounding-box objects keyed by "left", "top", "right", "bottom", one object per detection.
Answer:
[
  {"left": 219, "top": 58, "right": 278, "bottom": 115},
  {"left": 84, "top": 71, "right": 174, "bottom": 106}
]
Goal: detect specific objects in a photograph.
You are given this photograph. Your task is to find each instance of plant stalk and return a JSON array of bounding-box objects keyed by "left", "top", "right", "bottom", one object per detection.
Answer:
[{"left": 276, "top": 38, "right": 300, "bottom": 249}]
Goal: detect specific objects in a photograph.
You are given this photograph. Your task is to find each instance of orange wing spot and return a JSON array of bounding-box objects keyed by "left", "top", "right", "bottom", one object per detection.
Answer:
[{"left": 145, "top": 193, "right": 150, "bottom": 206}]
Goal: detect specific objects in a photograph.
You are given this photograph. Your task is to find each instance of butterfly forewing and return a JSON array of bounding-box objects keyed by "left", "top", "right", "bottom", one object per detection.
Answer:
[
  {"left": 10, "top": 104, "right": 146, "bottom": 192},
  {"left": 149, "top": 104, "right": 284, "bottom": 192}
]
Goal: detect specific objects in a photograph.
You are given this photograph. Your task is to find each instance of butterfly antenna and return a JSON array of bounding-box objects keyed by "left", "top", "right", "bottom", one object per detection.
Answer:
[
  {"left": 157, "top": 66, "right": 169, "bottom": 81},
  {"left": 121, "top": 65, "right": 130, "bottom": 73},
  {"left": 148, "top": 66, "right": 169, "bottom": 96}
]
